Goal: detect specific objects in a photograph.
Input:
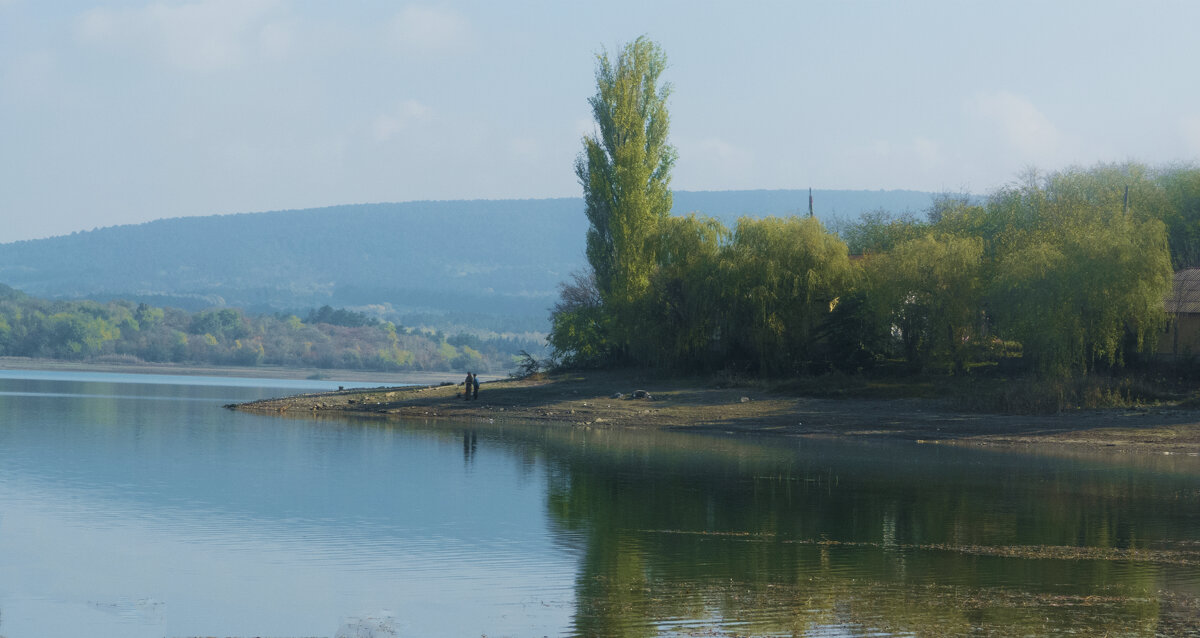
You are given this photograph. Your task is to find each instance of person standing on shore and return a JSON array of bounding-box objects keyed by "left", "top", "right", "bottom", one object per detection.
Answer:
[
  {"left": 463, "top": 372, "right": 473, "bottom": 401},
  {"left": 472, "top": 373, "right": 480, "bottom": 400}
]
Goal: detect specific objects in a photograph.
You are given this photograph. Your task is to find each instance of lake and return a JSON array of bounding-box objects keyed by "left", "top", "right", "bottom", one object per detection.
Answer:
[{"left": 0, "top": 370, "right": 1197, "bottom": 637}]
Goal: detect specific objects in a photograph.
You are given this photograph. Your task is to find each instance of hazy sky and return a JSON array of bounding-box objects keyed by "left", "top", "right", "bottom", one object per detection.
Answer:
[{"left": 2, "top": 1, "right": 1198, "bottom": 242}]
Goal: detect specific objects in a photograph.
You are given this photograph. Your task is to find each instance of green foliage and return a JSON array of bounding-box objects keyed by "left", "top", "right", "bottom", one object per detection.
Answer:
[
  {"left": 553, "top": 206, "right": 856, "bottom": 373},
  {"left": 188, "top": 309, "right": 249, "bottom": 340},
  {"left": 1153, "top": 164, "right": 1200, "bottom": 268},
  {"left": 838, "top": 209, "right": 927, "bottom": 255},
  {"left": 451, "top": 345, "right": 485, "bottom": 372},
  {"left": 47, "top": 312, "right": 119, "bottom": 358},
  {"left": 552, "top": 152, "right": 1183, "bottom": 381},
  {"left": 549, "top": 264, "right": 612, "bottom": 367},
  {"left": 135, "top": 303, "right": 164, "bottom": 327},
  {"left": 446, "top": 332, "right": 483, "bottom": 349},
  {"left": 640, "top": 214, "right": 728, "bottom": 367},
  {"left": 372, "top": 346, "right": 414, "bottom": 370},
  {"left": 0, "top": 289, "right": 531, "bottom": 372},
  {"left": 305, "top": 305, "right": 379, "bottom": 328},
  {"left": 948, "top": 164, "right": 1170, "bottom": 375},
  {"left": 437, "top": 341, "right": 458, "bottom": 362},
  {"left": 718, "top": 216, "right": 853, "bottom": 373},
  {"left": 989, "top": 212, "right": 1170, "bottom": 375},
  {"left": 0, "top": 284, "right": 26, "bottom": 302},
  {"left": 927, "top": 197, "right": 993, "bottom": 245},
  {"left": 814, "top": 288, "right": 887, "bottom": 372},
  {"left": 850, "top": 163, "right": 1175, "bottom": 377},
  {"left": 575, "top": 36, "right": 676, "bottom": 358},
  {"left": 231, "top": 338, "right": 266, "bottom": 365},
  {"left": 0, "top": 313, "right": 11, "bottom": 352},
  {"left": 868, "top": 234, "right": 985, "bottom": 372},
  {"left": 510, "top": 349, "right": 545, "bottom": 378},
  {"left": 552, "top": 45, "right": 1186, "bottom": 384}
]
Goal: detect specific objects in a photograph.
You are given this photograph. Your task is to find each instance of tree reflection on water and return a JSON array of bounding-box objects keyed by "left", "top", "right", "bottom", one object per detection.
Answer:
[{"left": 527, "top": 427, "right": 1200, "bottom": 637}]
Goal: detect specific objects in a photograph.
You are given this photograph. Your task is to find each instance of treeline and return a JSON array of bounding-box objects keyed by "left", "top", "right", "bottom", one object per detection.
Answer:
[
  {"left": 0, "top": 289, "right": 537, "bottom": 372},
  {"left": 551, "top": 162, "right": 1193, "bottom": 377}
]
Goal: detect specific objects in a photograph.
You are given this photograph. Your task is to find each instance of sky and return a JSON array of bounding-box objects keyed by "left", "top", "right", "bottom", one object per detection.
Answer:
[{"left": 2, "top": 1, "right": 1199, "bottom": 242}]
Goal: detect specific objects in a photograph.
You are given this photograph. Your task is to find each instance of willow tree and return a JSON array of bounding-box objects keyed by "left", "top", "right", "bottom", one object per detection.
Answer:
[
  {"left": 984, "top": 167, "right": 1174, "bottom": 375},
  {"left": 719, "top": 216, "right": 853, "bottom": 373},
  {"left": 575, "top": 36, "right": 676, "bottom": 359},
  {"left": 1153, "top": 164, "right": 1200, "bottom": 268},
  {"left": 640, "top": 214, "right": 728, "bottom": 367},
  {"left": 868, "top": 234, "right": 985, "bottom": 372}
]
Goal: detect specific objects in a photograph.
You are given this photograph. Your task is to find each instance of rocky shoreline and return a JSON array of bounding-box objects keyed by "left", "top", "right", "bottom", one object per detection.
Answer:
[{"left": 229, "top": 370, "right": 1200, "bottom": 454}]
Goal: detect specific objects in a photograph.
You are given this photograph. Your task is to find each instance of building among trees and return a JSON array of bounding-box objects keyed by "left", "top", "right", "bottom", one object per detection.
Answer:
[{"left": 1159, "top": 268, "right": 1200, "bottom": 358}]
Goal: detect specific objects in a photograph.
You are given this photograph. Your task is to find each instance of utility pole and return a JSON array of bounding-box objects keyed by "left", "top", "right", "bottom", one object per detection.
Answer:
[{"left": 808, "top": 187, "right": 813, "bottom": 218}]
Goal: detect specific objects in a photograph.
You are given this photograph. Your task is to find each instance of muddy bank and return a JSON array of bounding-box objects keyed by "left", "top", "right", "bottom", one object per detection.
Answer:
[{"left": 230, "top": 370, "right": 1200, "bottom": 454}]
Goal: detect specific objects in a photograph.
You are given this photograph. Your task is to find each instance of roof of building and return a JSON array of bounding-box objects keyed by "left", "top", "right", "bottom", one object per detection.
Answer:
[{"left": 1166, "top": 268, "right": 1200, "bottom": 314}]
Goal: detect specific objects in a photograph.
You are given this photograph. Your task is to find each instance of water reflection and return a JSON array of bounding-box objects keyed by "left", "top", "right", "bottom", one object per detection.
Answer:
[
  {"left": 1, "top": 372, "right": 1198, "bottom": 637},
  {"left": 463, "top": 429, "right": 478, "bottom": 465},
  {"left": 521, "top": 427, "right": 1200, "bottom": 637},
  {"left": 181, "top": 411, "right": 1200, "bottom": 637}
]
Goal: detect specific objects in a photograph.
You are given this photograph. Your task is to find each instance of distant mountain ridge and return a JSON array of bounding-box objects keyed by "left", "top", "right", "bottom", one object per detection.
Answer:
[{"left": 0, "top": 189, "right": 939, "bottom": 326}]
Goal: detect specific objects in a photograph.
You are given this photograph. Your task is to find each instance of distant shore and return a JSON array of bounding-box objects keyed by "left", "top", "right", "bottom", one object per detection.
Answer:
[
  {"left": 0, "top": 356, "right": 501, "bottom": 385},
  {"left": 230, "top": 369, "right": 1200, "bottom": 455}
]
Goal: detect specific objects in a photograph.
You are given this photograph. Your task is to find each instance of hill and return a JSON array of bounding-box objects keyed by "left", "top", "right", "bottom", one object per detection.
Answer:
[{"left": 0, "top": 189, "right": 938, "bottom": 330}]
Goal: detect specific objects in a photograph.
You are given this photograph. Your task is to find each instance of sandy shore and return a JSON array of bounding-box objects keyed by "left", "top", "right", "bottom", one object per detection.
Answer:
[{"left": 230, "top": 369, "right": 1200, "bottom": 454}]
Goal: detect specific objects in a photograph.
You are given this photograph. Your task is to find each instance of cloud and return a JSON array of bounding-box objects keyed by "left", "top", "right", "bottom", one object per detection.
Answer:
[
  {"left": 371, "top": 99, "right": 433, "bottom": 142},
  {"left": 694, "top": 137, "right": 753, "bottom": 171},
  {"left": 971, "top": 91, "right": 1065, "bottom": 162},
  {"left": 387, "top": 5, "right": 471, "bottom": 53},
  {"left": 75, "top": 0, "right": 287, "bottom": 72}
]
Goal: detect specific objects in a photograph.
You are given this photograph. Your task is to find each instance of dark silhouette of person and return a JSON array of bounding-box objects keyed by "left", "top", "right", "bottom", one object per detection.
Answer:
[
  {"left": 462, "top": 430, "right": 477, "bottom": 462},
  {"left": 472, "top": 373, "right": 480, "bottom": 400},
  {"left": 463, "top": 372, "right": 473, "bottom": 401}
]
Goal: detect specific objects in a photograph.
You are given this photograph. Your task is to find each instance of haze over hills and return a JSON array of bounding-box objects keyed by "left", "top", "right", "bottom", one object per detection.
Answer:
[{"left": 0, "top": 189, "right": 939, "bottom": 331}]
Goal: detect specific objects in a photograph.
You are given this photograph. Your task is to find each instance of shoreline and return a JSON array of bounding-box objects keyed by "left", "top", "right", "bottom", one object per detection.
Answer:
[
  {"left": 0, "top": 356, "right": 503, "bottom": 386},
  {"left": 230, "top": 369, "right": 1200, "bottom": 455}
]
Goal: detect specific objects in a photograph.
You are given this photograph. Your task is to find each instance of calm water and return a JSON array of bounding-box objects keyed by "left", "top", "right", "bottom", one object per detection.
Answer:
[{"left": 0, "top": 371, "right": 1198, "bottom": 637}]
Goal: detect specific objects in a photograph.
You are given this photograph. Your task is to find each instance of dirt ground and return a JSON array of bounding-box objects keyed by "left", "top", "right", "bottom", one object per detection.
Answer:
[{"left": 231, "top": 369, "right": 1200, "bottom": 454}]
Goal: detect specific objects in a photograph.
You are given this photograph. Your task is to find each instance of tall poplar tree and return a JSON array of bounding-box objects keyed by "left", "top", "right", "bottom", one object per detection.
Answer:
[{"left": 575, "top": 36, "right": 676, "bottom": 357}]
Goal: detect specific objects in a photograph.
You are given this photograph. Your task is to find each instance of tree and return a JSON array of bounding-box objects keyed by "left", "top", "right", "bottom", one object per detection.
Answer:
[
  {"left": 548, "top": 270, "right": 611, "bottom": 367},
  {"left": 188, "top": 308, "right": 248, "bottom": 341},
  {"left": 641, "top": 214, "right": 728, "bottom": 367},
  {"left": 868, "top": 234, "right": 985, "bottom": 372},
  {"left": 989, "top": 214, "right": 1170, "bottom": 375},
  {"left": 980, "top": 166, "right": 1173, "bottom": 375},
  {"left": 573, "top": 36, "right": 676, "bottom": 360},
  {"left": 1154, "top": 164, "right": 1200, "bottom": 268},
  {"left": 837, "top": 209, "right": 927, "bottom": 255},
  {"left": 719, "top": 216, "right": 853, "bottom": 373}
]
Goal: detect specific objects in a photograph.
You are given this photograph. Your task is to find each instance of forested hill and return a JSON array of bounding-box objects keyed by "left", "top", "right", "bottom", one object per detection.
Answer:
[{"left": 0, "top": 189, "right": 936, "bottom": 325}]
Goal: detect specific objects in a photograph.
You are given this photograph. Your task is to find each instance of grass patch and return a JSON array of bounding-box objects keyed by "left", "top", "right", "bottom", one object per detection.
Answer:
[{"left": 949, "top": 374, "right": 1180, "bottom": 414}]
